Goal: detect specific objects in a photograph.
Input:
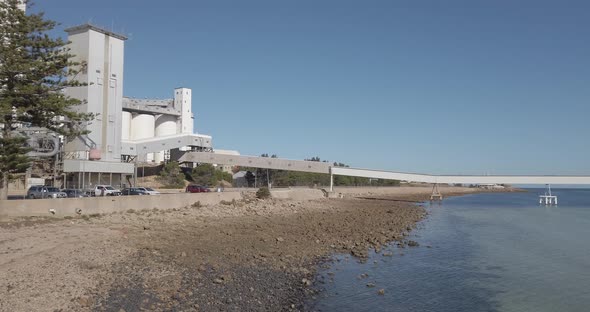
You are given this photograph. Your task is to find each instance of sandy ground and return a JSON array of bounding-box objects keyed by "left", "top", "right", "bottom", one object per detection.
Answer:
[{"left": 0, "top": 186, "right": 509, "bottom": 311}]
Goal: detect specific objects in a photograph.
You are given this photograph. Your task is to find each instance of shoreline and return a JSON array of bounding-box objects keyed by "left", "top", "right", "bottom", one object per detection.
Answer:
[{"left": 0, "top": 186, "right": 515, "bottom": 311}]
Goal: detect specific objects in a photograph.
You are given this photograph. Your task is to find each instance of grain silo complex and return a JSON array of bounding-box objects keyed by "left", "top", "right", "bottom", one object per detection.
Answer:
[{"left": 60, "top": 24, "right": 212, "bottom": 189}]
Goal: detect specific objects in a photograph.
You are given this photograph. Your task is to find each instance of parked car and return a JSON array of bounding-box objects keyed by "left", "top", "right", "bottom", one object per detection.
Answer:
[
  {"left": 185, "top": 185, "right": 211, "bottom": 193},
  {"left": 62, "top": 189, "right": 90, "bottom": 198},
  {"left": 92, "top": 185, "right": 122, "bottom": 196},
  {"left": 26, "top": 185, "right": 67, "bottom": 199},
  {"left": 136, "top": 187, "right": 160, "bottom": 195},
  {"left": 121, "top": 187, "right": 148, "bottom": 196}
]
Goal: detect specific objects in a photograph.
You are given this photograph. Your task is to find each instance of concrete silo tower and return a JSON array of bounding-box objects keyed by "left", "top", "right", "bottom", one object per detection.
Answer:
[
  {"left": 175, "top": 87, "right": 193, "bottom": 134},
  {"left": 63, "top": 24, "right": 126, "bottom": 162}
]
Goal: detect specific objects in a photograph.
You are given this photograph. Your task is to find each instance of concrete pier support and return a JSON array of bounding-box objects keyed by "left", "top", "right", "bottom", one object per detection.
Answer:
[
  {"left": 330, "top": 171, "right": 334, "bottom": 192},
  {"left": 430, "top": 183, "right": 443, "bottom": 201}
]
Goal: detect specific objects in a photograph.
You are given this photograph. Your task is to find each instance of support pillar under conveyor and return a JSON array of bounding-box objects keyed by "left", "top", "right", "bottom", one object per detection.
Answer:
[
  {"left": 330, "top": 169, "right": 334, "bottom": 193},
  {"left": 430, "top": 183, "right": 443, "bottom": 201}
]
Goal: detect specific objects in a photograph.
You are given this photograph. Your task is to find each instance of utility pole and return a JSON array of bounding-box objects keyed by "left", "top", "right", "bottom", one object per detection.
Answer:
[{"left": 133, "top": 158, "right": 137, "bottom": 187}]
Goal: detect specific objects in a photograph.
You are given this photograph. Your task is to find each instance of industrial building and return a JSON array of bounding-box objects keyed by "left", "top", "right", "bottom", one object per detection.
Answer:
[
  {"left": 60, "top": 24, "right": 213, "bottom": 189},
  {"left": 3, "top": 1, "right": 226, "bottom": 191}
]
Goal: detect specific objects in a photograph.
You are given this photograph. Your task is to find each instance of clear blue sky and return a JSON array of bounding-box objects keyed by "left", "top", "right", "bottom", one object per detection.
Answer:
[{"left": 34, "top": 0, "right": 590, "bottom": 175}]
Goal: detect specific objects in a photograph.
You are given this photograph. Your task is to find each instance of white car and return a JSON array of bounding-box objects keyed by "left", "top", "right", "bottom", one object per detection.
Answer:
[
  {"left": 136, "top": 187, "right": 160, "bottom": 195},
  {"left": 92, "top": 185, "right": 122, "bottom": 196}
]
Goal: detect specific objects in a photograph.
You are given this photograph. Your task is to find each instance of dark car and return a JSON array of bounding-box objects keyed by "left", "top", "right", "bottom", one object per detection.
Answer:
[
  {"left": 121, "top": 187, "right": 148, "bottom": 196},
  {"left": 62, "top": 189, "right": 90, "bottom": 198},
  {"left": 185, "top": 185, "right": 211, "bottom": 193},
  {"left": 26, "top": 186, "right": 67, "bottom": 199}
]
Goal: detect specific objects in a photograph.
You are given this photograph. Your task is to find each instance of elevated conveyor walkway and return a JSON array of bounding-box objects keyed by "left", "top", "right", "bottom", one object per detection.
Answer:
[
  {"left": 121, "top": 134, "right": 212, "bottom": 156},
  {"left": 180, "top": 151, "right": 330, "bottom": 174},
  {"left": 330, "top": 167, "right": 590, "bottom": 185},
  {"left": 180, "top": 152, "right": 590, "bottom": 187}
]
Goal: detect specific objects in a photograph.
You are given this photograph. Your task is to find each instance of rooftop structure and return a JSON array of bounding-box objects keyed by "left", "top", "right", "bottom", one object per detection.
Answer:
[{"left": 64, "top": 23, "right": 128, "bottom": 41}]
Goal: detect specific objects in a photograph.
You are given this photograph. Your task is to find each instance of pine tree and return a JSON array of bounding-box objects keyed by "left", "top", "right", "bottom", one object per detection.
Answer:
[{"left": 0, "top": 0, "right": 93, "bottom": 199}]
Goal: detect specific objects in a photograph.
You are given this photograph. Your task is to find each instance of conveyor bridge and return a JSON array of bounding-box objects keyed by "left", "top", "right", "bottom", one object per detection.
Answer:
[{"left": 179, "top": 152, "right": 590, "bottom": 191}]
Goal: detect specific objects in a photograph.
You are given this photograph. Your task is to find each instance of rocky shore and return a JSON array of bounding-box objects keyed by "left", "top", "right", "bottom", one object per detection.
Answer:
[{"left": 0, "top": 186, "right": 509, "bottom": 311}]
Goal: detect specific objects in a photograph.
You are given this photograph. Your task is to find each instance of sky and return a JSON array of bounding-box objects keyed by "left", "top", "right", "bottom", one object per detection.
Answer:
[{"left": 31, "top": 0, "right": 590, "bottom": 175}]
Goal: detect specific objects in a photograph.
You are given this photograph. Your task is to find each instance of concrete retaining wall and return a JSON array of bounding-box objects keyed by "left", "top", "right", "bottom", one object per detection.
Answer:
[
  {"left": 0, "top": 188, "right": 330, "bottom": 218},
  {"left": 0, "top": 192, "right": 243, "bottom": 217}
]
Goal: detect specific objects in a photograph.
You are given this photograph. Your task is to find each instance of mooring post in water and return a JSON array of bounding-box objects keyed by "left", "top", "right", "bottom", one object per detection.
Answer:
[{"left": 539, "top": 184, "right": 557, "bottom": 205}]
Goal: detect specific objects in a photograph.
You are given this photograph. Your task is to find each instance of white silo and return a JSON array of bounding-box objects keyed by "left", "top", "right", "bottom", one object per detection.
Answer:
[
  {"left": 174, "top": 88, "right": 193, "bottom": 134},
  {"left": 154, "top": 115, "right": 177, "bottom": 162},
  {"left": 64, "top": 24, "right": 126, "bottom": 162},
  {"left": 121, "top": 111, "right": 132, "bottom": 140},
  {"left": 131, "top": 113, "right": 155, "bottom": 162}
]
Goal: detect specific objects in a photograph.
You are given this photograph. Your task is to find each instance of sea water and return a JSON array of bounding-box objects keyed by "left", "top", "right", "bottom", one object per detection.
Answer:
[{"left": 311, "top": 189, "right": 590, "bottom": 312}]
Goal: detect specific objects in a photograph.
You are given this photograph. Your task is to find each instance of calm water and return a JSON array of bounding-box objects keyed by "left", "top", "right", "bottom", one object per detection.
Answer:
[{"left": 311, "top": 189, "right": 590, "bottom": 312}]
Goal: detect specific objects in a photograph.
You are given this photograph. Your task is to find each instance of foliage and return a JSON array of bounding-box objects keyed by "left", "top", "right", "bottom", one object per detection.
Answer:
[
  {"left": 256, "top": 187, "right": 271, "bottom": 199},
  {"left": 244, "top": 171, "right": 256, "bottom": 187},
  {"left": 191, "top": 163, "right": 232, "bottom": 186},
  {"left": 157, "top": 161, "right": 186, "bottom": 188},
  {"left": 0, "top": 136, "right": 31, "bottom": 181},
  {"left": 0, "top": 0, "right": 93, "bottom": 198},
  {"left": 333, "top": 162, "right": 349, "bottom": 167},
  {"left": 0, "top": 0, "right": 93, "bottom": 136}
]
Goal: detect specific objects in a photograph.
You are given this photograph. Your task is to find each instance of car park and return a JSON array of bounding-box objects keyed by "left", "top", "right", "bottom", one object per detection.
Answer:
[
  {"left": 121, "top": 187, "right": 148, "bottom": 196},
  {"left": 26, "top": 186, "right": 67, "bottom": 199},
  {"left": 185, "top": 185, "right": 211, "bottom": 193},
  {"left": 62, "top": 189, "right": 89, "bottom": 198}
]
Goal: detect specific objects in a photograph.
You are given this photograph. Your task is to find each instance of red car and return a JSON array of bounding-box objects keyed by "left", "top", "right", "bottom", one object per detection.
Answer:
[{"left": 185, "top": 185, "right": 211, "bottom": 193}]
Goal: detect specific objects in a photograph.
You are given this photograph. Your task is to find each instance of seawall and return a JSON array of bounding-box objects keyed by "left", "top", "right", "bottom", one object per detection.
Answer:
[
  {"left": 0, "top": 188, "right": 329, "bottom": 218},
  {"left": 0, "top": 192, "right": 243, "bottom": 217}
]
